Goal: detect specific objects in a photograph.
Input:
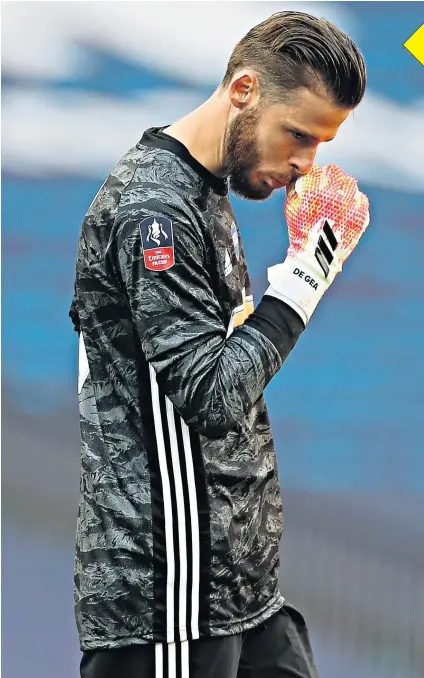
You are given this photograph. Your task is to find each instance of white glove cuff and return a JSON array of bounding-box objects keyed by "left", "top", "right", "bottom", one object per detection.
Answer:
[{"left": 265, "top": 257, "right": 331, "bottom": 325}]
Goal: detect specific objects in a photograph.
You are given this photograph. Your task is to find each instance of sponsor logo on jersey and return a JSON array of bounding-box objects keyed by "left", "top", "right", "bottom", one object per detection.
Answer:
[
  {"left": 224, "top": 249, "right": 233, "bottom": 276},
  {"left": 140, "top": 216, "right": 174, "bottom": 271},
  {"left": 227, "top": 289, "right": 254, "bottom": 337}
]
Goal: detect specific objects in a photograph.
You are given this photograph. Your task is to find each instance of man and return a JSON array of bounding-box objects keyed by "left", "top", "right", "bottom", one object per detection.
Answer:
[{"left": 70, "top": 11, "right": 370, "bottom": 678}]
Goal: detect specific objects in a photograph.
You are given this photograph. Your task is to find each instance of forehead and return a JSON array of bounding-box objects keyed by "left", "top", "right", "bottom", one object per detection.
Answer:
[{"left": 264, "top": 87, "right": 351, "bottom": 141}]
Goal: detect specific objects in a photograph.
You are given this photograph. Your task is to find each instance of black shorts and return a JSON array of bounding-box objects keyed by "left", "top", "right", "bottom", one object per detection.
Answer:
[{"left": 80, "top": 603, "right": 319, "bottom": 678}]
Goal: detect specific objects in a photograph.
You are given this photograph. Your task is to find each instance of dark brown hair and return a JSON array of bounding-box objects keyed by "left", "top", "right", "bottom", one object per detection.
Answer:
[{"left": 222, "top": 11, "right": 367, "bottom": 108}]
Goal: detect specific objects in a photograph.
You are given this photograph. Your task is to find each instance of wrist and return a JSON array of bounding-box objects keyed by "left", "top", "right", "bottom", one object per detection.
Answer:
[{"left": 265, "top": 252, "right": 337, "bottom": 324}]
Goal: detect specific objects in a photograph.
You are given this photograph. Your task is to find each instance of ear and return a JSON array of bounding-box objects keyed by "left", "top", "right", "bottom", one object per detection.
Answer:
[{"left": 228, "top": 71, "right": 259, "bottom": 110}]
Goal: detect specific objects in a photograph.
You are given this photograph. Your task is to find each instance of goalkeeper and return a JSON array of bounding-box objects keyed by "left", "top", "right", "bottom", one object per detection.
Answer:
[{"left": 71, "top": 10, "right": 370, "bottom": 678}]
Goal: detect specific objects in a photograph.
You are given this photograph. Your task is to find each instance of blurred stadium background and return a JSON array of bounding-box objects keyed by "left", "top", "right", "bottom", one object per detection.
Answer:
[{"left": 2, "top": 2, "right": 424, "bottom": 677}]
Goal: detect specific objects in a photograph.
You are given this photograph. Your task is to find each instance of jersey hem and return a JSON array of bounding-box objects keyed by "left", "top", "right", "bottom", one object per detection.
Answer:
[
  {"left": 79, "top": 593, "right": 285, "bottom": 652},
  {"left": 208, "top": 592, "right": 285, "bottom": 636}
]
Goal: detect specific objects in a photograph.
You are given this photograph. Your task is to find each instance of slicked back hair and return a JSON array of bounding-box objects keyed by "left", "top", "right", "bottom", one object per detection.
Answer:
[{"left": 221, "top": 11, "right": 367, "bottom": 108}]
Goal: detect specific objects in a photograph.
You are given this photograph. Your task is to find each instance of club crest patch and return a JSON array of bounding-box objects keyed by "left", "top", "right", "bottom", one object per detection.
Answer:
[{"left": 139, "top": 216, "right": 174, "bottom": 271}]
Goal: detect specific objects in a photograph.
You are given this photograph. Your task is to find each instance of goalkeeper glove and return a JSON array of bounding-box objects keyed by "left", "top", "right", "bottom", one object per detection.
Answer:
[{"left": 265, "top": 163, "right": 370, "bottom": 325}]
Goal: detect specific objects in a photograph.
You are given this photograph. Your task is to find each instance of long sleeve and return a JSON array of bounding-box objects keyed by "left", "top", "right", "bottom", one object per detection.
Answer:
[{"left": 114, "top": 184, "right": 304, "bottom": 438}]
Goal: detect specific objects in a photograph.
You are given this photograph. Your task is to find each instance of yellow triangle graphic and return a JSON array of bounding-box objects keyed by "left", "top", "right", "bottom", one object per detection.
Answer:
[{"left": 404, "top": 23, "right": 424, "bottom": 66}]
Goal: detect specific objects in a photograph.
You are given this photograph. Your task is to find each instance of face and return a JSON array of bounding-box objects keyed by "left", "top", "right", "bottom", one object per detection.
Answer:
[{"left": 223, "top": 83, "right": 351, "bottom": 201}]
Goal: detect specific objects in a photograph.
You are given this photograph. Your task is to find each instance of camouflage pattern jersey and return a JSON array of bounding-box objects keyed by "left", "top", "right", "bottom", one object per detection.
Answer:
[{"left": 70, "top": 127, "right": 305, "bottom": 651}]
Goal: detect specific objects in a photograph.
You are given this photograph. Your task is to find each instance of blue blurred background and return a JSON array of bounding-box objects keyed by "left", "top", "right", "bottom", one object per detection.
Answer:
[{"left": 2, "top": 2, "right": 424, "bottom": 677}]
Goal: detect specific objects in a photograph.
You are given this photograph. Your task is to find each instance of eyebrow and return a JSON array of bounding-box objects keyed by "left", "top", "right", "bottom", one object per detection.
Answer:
[{"left": 291, "top": 126, "right": 335, "bottom": 143}]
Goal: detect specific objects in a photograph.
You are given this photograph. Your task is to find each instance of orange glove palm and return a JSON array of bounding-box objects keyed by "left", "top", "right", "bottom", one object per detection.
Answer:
[{"left": 266, "top": 164, "right": 370, "bottom": 324}]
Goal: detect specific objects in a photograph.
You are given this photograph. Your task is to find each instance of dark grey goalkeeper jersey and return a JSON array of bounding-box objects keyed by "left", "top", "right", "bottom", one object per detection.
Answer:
[{"left": 70, "top": 127, "right": 305, "bottom": 651}]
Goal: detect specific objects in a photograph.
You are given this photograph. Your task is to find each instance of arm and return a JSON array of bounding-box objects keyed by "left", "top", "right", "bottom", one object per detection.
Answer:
[{"left": 114, "top": 185, "right": 305, "bottom": 439}]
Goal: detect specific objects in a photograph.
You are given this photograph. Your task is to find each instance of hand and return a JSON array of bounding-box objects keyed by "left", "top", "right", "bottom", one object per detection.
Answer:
[{"left": 266, "top": 163, "right": 370, "bottom": 325}]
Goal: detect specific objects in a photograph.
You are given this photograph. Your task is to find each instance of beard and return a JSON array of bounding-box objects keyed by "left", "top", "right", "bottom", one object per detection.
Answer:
[
  {"left": 222, "top": 106, "right": 289, "bottom": 201},
  {"left": 222, "top": 107, "right": 270, "bottom": 201}
]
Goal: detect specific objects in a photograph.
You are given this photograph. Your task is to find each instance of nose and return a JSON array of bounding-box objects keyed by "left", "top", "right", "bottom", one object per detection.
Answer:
[{"left": 289, "top": 149, "right": 317, "bottom": 177}]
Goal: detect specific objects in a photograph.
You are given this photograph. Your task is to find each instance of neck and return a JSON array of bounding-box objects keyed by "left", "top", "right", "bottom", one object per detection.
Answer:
[{"left": 163, "top": 89, "right": 230, "bottom": 178}]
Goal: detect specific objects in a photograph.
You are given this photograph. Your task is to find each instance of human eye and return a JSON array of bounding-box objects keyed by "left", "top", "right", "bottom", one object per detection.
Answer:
[{"left": 291, "top": 129, "right": 307, "bottom": 141}]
